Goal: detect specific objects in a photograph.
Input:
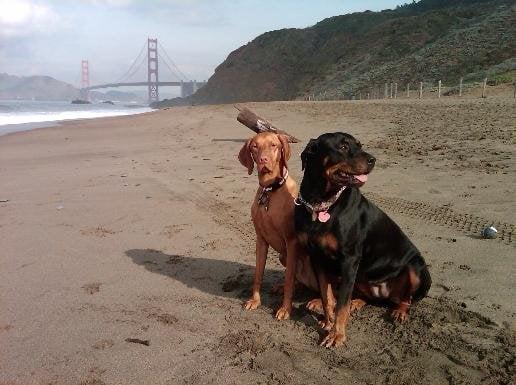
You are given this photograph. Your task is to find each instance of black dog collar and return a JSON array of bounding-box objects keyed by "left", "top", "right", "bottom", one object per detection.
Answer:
[
  {"left": 258, "top": 170, "right": 289, "bottom": 211},
  {"left": 294, "top": 185, "right": 347, "bottom": 222}
]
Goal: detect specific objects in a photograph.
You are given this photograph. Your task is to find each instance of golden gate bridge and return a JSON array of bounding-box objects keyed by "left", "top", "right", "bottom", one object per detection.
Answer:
[{"left": 79, "top": 38, "right": 205, "bottom": 103}]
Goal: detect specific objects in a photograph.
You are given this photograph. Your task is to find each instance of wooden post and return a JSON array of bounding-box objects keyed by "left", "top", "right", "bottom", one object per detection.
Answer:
[
  {"left": 482, "top": 78, "right": 487, "bottom": 98},
  {"left": 459, "top": 77, "right": 463, "bottom": 97},
  {"left": 390, "top": 83, "right": 393, "bottom": 98},
  {"left": 384, "top": 83, "right": 388, "bottom": 99},
  {"left": 406, "top": 83, "right": 410, "bottom": 98},
  {"left": 367, "top": 92, "right": 370, "bottom": 100},
  {"left": 394, "top": 83, "right": 398, "bottom": 99},
  {"left": 438, "top": 80, "right": 441, "bottom": 98},
  {"left": 419, "top": 82, "right": 423, "bottom": 99},
  {"left": 235, "top": 106, "right": 299, "bottom": 142}
]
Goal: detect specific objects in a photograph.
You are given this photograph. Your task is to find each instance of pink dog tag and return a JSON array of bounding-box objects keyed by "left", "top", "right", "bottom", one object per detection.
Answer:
[{"left": 318, "top": 211, "right": 331, "bottom": 223}]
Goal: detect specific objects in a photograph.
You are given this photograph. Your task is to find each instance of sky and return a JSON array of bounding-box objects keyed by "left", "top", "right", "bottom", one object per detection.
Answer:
[{"left": 0, "top": 0, "right": 407, "bottom": 96}]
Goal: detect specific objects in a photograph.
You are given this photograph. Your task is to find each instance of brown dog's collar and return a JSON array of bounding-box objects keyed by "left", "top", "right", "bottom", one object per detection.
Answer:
[{"left": 257, "top": 170, "right": 288, "bottom": 211}]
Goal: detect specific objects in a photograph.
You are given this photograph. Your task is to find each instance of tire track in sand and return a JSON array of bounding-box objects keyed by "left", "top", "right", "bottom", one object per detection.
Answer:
[
  {"left": 174, "top": 185, "right": 513, "bottom": 247},
  {"left": 365, "top": 192, "right": 514, "bottom": 245}
]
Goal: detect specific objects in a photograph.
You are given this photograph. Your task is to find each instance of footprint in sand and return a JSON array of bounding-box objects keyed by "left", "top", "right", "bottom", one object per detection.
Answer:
[
  {"left": 161, "top": 224, "right": 190, "bottom": 238},
  {"left": 92, "top": 339, "right": 114, "bottom": 350},
  {"left": 82, "top": 282, "right": 102, "bottom": 295},
  {"left": 80, "top": 226, "right": 116, "bottom": 238}
]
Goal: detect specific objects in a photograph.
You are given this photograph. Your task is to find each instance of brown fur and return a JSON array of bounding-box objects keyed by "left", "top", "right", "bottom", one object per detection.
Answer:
[{"left": 238, "top": 132, "right": 317, "bottom": 320}]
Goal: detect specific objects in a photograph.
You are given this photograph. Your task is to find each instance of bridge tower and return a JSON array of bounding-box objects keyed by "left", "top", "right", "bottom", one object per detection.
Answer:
[
  {"left": 147, "top": 38, "right": 159, "bottom": 103},
  {"left": 81, "top": 60, "right": 90, "bottom": 101}
]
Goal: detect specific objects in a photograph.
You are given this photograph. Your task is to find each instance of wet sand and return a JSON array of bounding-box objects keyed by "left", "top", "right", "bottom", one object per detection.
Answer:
[{"left": 0, "top": 98, "right": 514, "bottom": 384}]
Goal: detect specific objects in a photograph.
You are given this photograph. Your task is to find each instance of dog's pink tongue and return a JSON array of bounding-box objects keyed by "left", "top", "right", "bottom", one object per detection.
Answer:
[{"left": 355, "top": 174, "right": 368, "bottom": 183}]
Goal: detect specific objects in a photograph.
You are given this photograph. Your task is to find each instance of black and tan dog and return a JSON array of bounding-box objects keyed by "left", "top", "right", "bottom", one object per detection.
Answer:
[{"left": 294, "top": 132, "right": 431, "bottom": 347}]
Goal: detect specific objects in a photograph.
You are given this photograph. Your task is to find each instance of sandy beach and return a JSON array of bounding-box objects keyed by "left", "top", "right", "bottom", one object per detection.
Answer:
[{"left": 1, "top": 98, "right": 514, "bottom": 384}]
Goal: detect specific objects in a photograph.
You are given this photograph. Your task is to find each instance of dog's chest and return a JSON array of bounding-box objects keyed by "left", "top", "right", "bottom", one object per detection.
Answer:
[
  {"left": 298, "top": 223, "right": 340, "bottom": 259},
  {"left": 251, "top": 199, "right": 292, "bottom": 254}
]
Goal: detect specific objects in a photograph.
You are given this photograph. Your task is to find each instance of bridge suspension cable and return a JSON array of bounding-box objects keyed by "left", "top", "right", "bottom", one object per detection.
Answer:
[
  {"left": 114, "top": 42, "right": 147, "bottom": 84},
  {"left": 122, "top": 52, "right": 147, "bottom": 83},
  {"left": 81, "top": 38, "right": 201, "bottom": 103},
  {"left": 159, "top": 56, "right": 183, "bottom": 82},
  {"left": 158, "top": 41, "right": 190, "bottom": 81}
]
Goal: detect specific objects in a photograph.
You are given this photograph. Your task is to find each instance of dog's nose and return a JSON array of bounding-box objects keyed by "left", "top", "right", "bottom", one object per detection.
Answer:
[
  {"left": 259, "top": 156, "right": 268, "bottom": 163},
  {"left": 367, "top": 156, "right": 376, "bottom": 165}
]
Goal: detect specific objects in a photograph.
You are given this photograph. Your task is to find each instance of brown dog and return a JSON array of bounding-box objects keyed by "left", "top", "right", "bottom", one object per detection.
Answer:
[{"left": 238, "top": 132, "right": 317, "bottom": 320}]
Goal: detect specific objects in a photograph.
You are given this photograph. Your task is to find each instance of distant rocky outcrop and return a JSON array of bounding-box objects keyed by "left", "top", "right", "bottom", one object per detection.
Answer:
[
  {"left": 0, "top": 73, "right": 80, "bottom": 101},
  {"left": 0, "top": 73, "right": 144, "bottom": 102},
  {"left": 154, "top": 0, "right": 515, "bottom": 107}
]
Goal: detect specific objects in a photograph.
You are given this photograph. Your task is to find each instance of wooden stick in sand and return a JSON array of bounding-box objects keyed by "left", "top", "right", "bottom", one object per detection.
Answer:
[{"left": 234, "top": 105, "right": 300, "bottom": 143}]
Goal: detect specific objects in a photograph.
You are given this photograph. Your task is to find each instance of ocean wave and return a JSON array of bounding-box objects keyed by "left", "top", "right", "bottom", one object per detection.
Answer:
[{"left": 0, "top": 108, "right": 153, "bottom": 127}]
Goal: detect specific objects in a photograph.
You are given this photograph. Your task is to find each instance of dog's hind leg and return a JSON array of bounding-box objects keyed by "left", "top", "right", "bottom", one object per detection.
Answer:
[
  {"left": 306, "top": 298, "right": 324, "bottom": 314},
  {"left": 390, "top": 267, "right": 420, "bottom": 322},
  {"left": 350, "top": 298, "right": 367, "bottom": 314},
  {"left": 350, "top": 283, "right": 373, "bottom": 314}
]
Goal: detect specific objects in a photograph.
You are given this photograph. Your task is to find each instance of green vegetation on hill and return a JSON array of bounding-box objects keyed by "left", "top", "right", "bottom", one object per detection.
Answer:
[{"left": 155, "top": 0, "right": 515, "bottom": 107}]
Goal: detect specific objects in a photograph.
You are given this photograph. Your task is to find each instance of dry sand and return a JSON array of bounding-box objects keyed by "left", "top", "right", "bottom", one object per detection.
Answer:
[{"left": 0, "top": 97, "right": 515, "bottom": 385}]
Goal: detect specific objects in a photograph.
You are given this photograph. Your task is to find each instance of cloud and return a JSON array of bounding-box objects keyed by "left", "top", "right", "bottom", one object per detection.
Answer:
[
  {"left": 0, "top": 0, "right": 59, "bottom": 37},
  {"left": 79, "top": 0, "right": 133, "bottom": 7}
]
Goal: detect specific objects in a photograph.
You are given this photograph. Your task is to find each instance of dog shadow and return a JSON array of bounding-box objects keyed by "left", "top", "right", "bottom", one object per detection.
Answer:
[
  {"left": 125, "top": 248, "right": 319, "bottom": 323},
  {"left": 125, "top": 248, "right": 285, "bottom": 303}
]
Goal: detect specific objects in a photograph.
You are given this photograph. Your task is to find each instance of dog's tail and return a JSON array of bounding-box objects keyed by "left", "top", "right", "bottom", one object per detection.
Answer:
[{"left": 413, "top": 256, "right": 432, "bottom": 302}]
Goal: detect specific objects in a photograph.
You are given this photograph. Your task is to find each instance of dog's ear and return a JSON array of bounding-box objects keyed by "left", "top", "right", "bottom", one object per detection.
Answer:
[
  {"left": 238, "top": 138, "right": 254, "bottom": 175},
  {"left": 278, "top": 134, "right": 291, "bottom": 170},
  {"left": 301, "top": 138, "right": 318, "bottom": 171}
]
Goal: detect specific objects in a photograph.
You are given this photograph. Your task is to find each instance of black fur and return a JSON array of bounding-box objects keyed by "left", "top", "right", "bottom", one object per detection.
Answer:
[{"left": 295, "top": 132, "right": 431, "bottom": 318}]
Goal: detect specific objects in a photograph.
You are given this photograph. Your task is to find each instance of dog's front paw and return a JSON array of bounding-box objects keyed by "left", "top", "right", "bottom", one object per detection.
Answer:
[
  {"left": 317, "top": 318, "right": 334, "bottom": 331},
  {"left": 350, "top": 298, "right": 367, "bottom": 313},
  {"left": 243, "top": 298, "right": 261, "bottom": 310},
  {"left": 391, "top": 308, "right": 409, "bottom": 323},
  {"left": 274, "top": 305, "right": 291, "bottom": 320},
  {"left": 320, "top": 328, "right": 346, "bottom": 348},
  {"left": 306, "top": 298, "right": 324, "bottom": 314}
]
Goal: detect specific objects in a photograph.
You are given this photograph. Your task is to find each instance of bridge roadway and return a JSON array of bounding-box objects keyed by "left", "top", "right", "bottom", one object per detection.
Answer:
[{"left": 85, "top": 81, "right": 191, "bottom": 91}]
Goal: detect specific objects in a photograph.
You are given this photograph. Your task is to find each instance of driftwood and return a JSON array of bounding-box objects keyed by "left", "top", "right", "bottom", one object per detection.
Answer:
[{"left": 235, "top": 105, "right": 299, "bottom": 143}]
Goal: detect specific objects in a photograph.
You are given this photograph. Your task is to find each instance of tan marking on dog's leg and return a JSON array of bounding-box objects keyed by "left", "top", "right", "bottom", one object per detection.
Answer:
[
  {"left": 389, "top": 267, "right": 420, "bottom": 322},
  {"left": 320, "top": 301, "right": 350, "bottom": 348},
  {"left": 316, "top": 270, "right": 336, "bottom": 331},
  {"left": 350, "top": 298, "right": 367, "bottom": 313},
  {"left": 306, "top": 298, "right": 324, "bottom": 314}
]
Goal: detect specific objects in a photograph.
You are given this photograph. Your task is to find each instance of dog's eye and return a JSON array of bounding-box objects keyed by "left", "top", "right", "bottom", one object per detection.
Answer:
[
  {"left": 271, "top": 143, "right": 277, "bottom": 147},
  {"left": 340, "top": 143, "right": 349, "bottom": 151}
]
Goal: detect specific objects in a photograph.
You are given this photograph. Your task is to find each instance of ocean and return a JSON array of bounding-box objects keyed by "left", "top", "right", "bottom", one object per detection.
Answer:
[{"left": 0, "top": 100, "right": 153, "bottom": 136}]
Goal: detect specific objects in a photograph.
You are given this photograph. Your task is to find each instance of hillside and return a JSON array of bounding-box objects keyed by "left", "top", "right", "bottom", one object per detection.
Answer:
[
  {"left": 0, "top": 73, "right": 142, "bottom": 102},
  {"left": 155, "top": 0, "right": 515, "bottom": 106},
  {"left": 0, "top": 73, "right": 79, "bottom": 101}
]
